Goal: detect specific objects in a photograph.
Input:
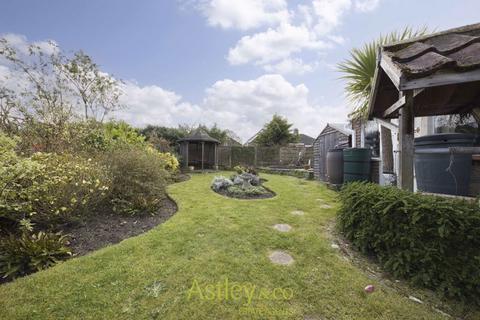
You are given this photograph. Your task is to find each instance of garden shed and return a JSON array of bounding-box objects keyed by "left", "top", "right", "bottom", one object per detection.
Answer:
[
  {"left": 313, "top": 123, "right": 352, "bottom": 181},
  {"left": 178, "top": 129, "right": 220, "bottom": 170},
  {"left": 368, "top": 23, "right": 480, "bottom": 192}
]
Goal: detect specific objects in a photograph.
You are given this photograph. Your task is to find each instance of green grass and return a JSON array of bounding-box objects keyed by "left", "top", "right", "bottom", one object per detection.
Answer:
[{"left": 0, "top": 173, "right": 473, "bottom": 319}]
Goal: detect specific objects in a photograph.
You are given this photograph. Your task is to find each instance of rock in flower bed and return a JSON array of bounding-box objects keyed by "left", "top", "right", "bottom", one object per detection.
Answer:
[{"left": 211, "top": 172, "right": 274, "bottom": 199}]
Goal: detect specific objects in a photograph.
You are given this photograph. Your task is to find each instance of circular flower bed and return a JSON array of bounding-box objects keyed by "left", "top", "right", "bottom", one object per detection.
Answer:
[{"left": 211, "top": 170, "right": 274, "bottom": 199}]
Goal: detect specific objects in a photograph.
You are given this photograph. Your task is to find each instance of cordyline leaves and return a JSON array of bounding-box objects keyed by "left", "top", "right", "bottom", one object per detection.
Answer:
[{"left": 337, "top": 26, "right": 429, "bottom": 120}]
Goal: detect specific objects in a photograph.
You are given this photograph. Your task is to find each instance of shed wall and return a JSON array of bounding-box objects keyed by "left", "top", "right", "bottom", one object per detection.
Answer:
[{"left": 313, "top": 126, "right": 351, "bottom": 181}]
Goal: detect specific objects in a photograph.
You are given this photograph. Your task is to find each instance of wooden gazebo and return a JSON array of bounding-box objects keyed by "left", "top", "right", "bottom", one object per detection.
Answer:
[
  {"left": 368, "top": 23, "right": 480, "bottom": 191},
  {"left": 178, "top": 129, "right": 220, "bottom": 170}
]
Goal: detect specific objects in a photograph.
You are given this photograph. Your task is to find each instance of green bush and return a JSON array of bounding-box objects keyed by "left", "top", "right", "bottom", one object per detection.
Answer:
[
  {"left": 0, "top": 229, "right": 71, "bottom": 280},
  {"left": 0, "top": 144, "right": 111, "bottom": 228},
  {"left": 337, "top": 182, "right": 480, "bottom": 303},
  {"left": 104, "top": 146, "right": 175, "bottom": 215}
]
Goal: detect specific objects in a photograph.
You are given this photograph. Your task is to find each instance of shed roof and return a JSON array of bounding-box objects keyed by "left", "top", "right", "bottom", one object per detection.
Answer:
[
  {"left": 178, "top": 129, "right": 220, "bottom": 143},
  {"left": 316, "top": 123, "right": 353, "bottom": 139},
  {"left": 368, "top": 23, "right": 480, "bottom": 120}
]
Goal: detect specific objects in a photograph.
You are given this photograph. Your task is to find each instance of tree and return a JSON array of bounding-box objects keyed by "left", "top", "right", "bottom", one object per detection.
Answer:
[
  {"left": 337, "top": 27, "right": 428, "bottom": 173},
  {"left": 0, "top": 88, "right": 21, "bottom": 135},
  {"left": 255, "top": 115, "right": 299, "bottom": 146},
  {"left": 60, "top": 51, "right": 123, "bottom": 121},
  {"left": 0, "top": 37, "right": 123, "bottom": 124},
  {"left": 141, "top": 124, "right": 241, "bottom": 147}
]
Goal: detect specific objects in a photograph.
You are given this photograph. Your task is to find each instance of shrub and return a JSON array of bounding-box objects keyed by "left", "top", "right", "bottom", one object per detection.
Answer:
[
  {"left": 233, "top": 165, "right": 245, "bottom": 174},
  {"left": 337, "top": 182, "right": 480, "bottom": 303},
  {"left": 0, "top": 149, "right": 111, "bottom": 228},
  {"left": 17, "top": 120, "right": 148, "bottom": 155},
  {"left": 226, "top": 185, "right": 269, "bottom": 197},
  {"left": 0, "top": 229, "right": 71, "bottom": 280},
  {"left": 104, "top": 146, "right": 174, "bottom": 215}
]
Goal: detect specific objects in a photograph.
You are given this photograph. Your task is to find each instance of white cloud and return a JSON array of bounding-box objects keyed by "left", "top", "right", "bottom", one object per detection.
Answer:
[
  {"left": 117, "top": 74, "right": 348, "bottom": 142},
  {"left": 198, "top": 0, "right": 290, "bottom": 30},
  {"left": 115, "top": 82, "right": 204, "bottom": 128},
  {"left": 1, "top": 33, "right": 351, "bottom": 142},
  {"left": 203, "top": 0, "right": 380, "bottom": 73},
  {"left": 354, "top": 0, "right": 380, "bottom": 12},
  {"left": 227, "top": 23, "right": 329, "bottom": 66},
  {"left": 0, "top": 33, "right": 58, "bottom": 56},
  {"left": 312, "top": 0, "right": 352, "bottom": 35},
  {"left": 263, "top": 58, "right": 318, "bottom": 75}
]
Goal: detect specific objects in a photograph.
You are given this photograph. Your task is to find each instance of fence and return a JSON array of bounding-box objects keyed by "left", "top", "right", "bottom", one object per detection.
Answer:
[{"left": 217, "top": 145, "right": 313, "bottom": 169}]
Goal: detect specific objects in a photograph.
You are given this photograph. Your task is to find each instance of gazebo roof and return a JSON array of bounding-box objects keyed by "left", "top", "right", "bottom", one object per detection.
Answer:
[
  {"left": 178, "top": 129, "right": 220, "bottom": 144},
  {"left": 368, "top": 23, "right": 480, "bottom": 120}
]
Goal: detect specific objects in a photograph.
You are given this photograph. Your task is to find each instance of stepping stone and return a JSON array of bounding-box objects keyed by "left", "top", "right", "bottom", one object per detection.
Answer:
[
  {"left": 273, "top": 224, "right": 292, "bottom": 232},
  {"left": 320, "top": 204, "right": 333, "bottom": 209},
  {"left": 291, "top": 210, "right": 304, "bottom": 216},
  {"left": 268, "top": 250, "right": 294, "bottom": 265}
]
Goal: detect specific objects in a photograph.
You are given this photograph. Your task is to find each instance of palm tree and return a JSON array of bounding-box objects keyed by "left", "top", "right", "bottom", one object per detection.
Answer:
[{"left": 337, "top": 27, "right": 429, "bottom": 173}]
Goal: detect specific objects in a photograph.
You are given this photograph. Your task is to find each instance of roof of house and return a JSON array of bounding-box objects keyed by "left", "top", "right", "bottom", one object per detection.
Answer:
[
  {"left": 299, "top": 133, "right": 315, "bottom": 145},
  {"left": 178, "top": 129, "right": 220, "bottom": 143},
  {"left": 368, "top": 23, "right": 480, "bottom": 120}
]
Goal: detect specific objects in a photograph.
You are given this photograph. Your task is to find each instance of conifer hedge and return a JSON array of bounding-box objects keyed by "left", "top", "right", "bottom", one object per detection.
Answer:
[{"left": 337, "top": 182, "right": 480, "bottom": 303}]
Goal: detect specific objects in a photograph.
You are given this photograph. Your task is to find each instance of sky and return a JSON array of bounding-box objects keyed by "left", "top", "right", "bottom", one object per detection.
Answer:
[{"left": 0, "top": 0, "right": 479, "bottom": 142}]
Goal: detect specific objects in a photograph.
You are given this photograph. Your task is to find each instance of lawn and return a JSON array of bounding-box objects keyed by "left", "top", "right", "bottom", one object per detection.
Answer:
[{"left": 0, "top": 173, "right": 465, "bottom": 319}]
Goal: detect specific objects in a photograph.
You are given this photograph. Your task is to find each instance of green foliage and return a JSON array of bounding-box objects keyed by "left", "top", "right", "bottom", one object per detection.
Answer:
[
  {"left": 104, "top": 146, "right": 173, "bottom": 215},
  {"left": 141, "top": 125, "right": 189, "bottom": 146},
  {"left": 255, "top": 115, "right": 299, "bottom": 146},
  {"left": 0, "top": 229, "right": 71, "bottom": 280},
  {"left": 141, "top": 124, "right": 240, "bottom": 147},
  {"left": 103, "top": 121, "right": 146, "bottom": 147},
  {"left": 233, "top": 165, "right": 244, "bottom": 174},
  {"left": 225, "top": 185, "right": 270, "bottom": 197},
  {"left": 337, "top": 182, "right": 480, "bottom": 302},
  {"left": 337, "top": 27, "right": 429, "bottom": 120},
  {"left": 0, "top": 149, "right": 111, "bottom": 228}
]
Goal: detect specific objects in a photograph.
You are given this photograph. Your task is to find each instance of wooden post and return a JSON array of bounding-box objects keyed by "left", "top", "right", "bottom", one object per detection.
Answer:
[
  {"left": 214, "top": 143, "right": 217, "bottom": 169},
  {"left": 185, "top": 142, "right": 189, "bottom": 169},
  {"left": 397, "top": 90, "right": 414, "bottom": 191},
  {"left": 201, "top": 142, "right": 205, "bottom": 170}
]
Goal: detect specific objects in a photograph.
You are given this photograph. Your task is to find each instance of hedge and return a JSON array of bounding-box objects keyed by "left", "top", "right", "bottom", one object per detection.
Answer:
[{"left": 337, "top": 182, "right": 480, "bottom": 303}]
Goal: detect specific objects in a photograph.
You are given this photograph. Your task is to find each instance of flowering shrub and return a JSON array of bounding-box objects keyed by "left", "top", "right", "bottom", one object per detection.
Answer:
[{"left": 0, "top": 144, "right": 111, "bottom": 228}]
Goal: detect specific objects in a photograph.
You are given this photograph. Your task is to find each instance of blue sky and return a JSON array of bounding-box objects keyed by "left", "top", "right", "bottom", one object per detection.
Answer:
[{"left": 0, "top": 0, "right": 479, "bottom": 141}]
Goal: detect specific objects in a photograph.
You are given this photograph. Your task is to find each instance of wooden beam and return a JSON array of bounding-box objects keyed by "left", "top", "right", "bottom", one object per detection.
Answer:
[
  {"left": 374, "top": 117, "right": 398, "bottom": 132},
  {"left": 382, "top": 89, "right": 425, "bottom": 118},
  {"left": 214, "top": 143, "right": 217, "bottom": 169},
  {"left": 380, "top": 53, "right": 403, "bottom": 89},
  {"left": 201, "top": 142, "right": 205, "bottom": 170},
  {"left": 382, "top": 95, "right": 405, "bottom": 118},
  {"left": 185, "top": 142, "right": 189, "bottom": 169},
  {"left": 400, "top": 68, "right": 480, "bottom": 91},
  {"left": 397, "top": 90, "right": 414, "bottom": 191},
  {"left": 367, "top": 47, "right": 382, "bottom": 119}
]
